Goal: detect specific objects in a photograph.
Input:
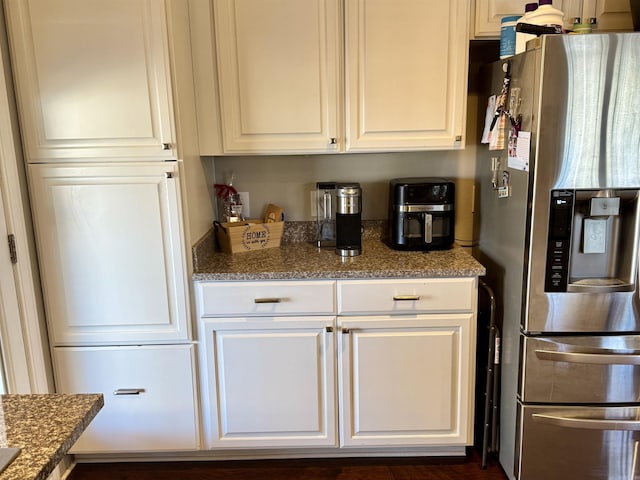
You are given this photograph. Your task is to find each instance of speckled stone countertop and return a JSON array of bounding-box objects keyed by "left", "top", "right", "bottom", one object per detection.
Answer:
[
  {"left": 193, "top": 221, "right": 485, "bottom": 281},
  {"left": 0, "top": 394, "right": 103, "bottom": 480}
]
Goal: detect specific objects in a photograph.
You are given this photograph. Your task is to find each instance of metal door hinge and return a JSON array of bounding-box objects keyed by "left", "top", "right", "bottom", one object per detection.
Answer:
[{"left": 7, "top": 234, "right": 16, "bottom": 264}]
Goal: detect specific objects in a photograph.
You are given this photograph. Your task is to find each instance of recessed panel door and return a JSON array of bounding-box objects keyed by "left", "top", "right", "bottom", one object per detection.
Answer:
[{"left": 29, "top": 163, "right": 188, "bottom": 345}]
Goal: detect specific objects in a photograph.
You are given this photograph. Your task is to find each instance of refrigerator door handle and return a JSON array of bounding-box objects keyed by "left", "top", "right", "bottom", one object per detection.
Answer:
[
  {"left": 532, "top": 413, "right": 640, "bottom": 431},
  {"left": 535, "top": 348, "right": 640, "bottom": 365}
]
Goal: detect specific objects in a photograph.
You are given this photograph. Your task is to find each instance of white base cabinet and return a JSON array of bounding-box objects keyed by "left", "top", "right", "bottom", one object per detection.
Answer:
[
  {"left": 196, "top": 277, "right": 478, "bottom": 452},
  {"left": 200, "top": 316, "right": 337, "bottom": 448},
  {"left": 52, "top": 344, "right": 200, "bottom": 453},
  {"left": 338, "top": 314, "right": 474, "bottom": 447}
]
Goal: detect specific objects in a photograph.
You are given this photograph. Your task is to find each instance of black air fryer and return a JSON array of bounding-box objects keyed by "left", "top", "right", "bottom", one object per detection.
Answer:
[{"left": 387, "top": 178, "right": 455, "bottom": 251}]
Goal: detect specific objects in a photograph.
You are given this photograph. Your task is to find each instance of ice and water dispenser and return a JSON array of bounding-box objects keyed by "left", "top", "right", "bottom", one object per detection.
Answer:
[{"left": 545, "top": 189, "right": 640, "bottom": 293}]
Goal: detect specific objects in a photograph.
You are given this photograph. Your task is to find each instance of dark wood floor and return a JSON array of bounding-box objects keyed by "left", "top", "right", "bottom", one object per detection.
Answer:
[{"left": 68, "top": 449, "right": 507, "bottom": 480}]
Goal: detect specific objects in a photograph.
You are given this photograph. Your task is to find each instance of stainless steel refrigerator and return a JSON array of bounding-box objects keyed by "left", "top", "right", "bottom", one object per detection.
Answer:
[{"left": 476, "top": 32, "right": 640, "bottom": 480}]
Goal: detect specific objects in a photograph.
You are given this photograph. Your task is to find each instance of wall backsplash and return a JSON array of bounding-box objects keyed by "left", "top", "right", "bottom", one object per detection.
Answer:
[{"left": 209, "top": 148, "right": 479, "bottom": 221}]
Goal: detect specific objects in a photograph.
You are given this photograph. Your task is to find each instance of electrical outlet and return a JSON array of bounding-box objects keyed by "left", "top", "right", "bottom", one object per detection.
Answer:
[{"left": 238, "top": 192, "right": 250, "bottom": 218}]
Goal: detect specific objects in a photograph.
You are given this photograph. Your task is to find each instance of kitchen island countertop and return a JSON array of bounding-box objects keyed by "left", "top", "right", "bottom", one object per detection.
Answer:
[
  {"left": 193, "top": 236, "right": 485, "bottom": 281},
  {"left": 0, "top": 394, "right": 103, "bottom": 480}
]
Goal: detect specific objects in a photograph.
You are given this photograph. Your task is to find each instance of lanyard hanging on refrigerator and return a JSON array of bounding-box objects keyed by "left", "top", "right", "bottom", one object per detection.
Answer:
[{"left": 490, "top": 60, "right": 521, "bottom": 131}]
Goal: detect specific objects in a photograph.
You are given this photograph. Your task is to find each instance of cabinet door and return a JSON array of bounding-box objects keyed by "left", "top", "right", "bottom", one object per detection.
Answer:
[
  {"left": 474, "top": 0, "right": 569, "bottom": 37},
  {"left": 339, "top": 314, "right": 475, "bottom": 446},
  {"left": 53, "top": 344, "right": 199, "bottom": 453},
  {"left": 583, "top": 0, "right": 634, "bottom": 31},
  {"left": 29, "top": 163, "right": 189, "bottom": 345},
  {"left": 5, "top": 0, "right": 176, "bottom": 161},
  {"left": 199, "top": 316, "right": 337, "bottom": 448},
  {"left": 211, "top": 0, "right": 341, "bottom": 154},
  {"left": 344, "top": 0, "right": 469, "bottom": 151}
]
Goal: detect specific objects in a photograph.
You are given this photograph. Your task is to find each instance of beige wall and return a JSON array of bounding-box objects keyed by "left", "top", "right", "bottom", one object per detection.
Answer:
[{"left": 210, "top": 143, "right": 479, "bottom": 222}]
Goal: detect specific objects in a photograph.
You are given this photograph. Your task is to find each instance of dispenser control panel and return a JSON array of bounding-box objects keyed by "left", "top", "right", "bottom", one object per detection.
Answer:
[{"left": 545, "top": 190, "right": 574, "bottom": 292}]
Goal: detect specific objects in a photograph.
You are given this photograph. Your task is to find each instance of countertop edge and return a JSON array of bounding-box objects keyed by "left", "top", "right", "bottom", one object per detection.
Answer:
[
  {"left": 192, "top": 269, "right": 485, "bottom": 282},
  {"left": 0, "top": 394, "right": 104, "bottom": 480},
  {"left": 35, "top": 394, "right": 104, "bottom": 480}
]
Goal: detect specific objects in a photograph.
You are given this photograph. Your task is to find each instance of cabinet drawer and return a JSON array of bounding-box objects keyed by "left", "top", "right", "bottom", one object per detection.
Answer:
[
  {"left": 53, "top": 344, "right": 199, "bottom": 453},
  {"left": 337, "top": 278, "right": 476, "bottom": 314},
  {"left": 197, "top": 281, "right": 336, "bottom": 316}
]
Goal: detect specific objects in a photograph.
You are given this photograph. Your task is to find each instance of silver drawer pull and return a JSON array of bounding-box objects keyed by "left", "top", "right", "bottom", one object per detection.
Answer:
[
  {"left": 113, "top": 388, "right": 145, "bottom": 396},
  {"left": 254, "top": 297, "right": 282, "bottom": 304},
  {"left": 393, "top": 295, "right": 420, "bottom": 301}
]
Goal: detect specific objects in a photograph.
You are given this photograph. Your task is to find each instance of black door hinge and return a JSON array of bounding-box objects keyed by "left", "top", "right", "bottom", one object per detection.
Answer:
[{"left": 7, "top": 234, "right": 17, "bottom": 264}]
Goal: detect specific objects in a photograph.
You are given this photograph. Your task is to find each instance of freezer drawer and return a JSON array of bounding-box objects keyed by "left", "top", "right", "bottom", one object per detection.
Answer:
[
  {"left": 518, "top": 404, "right": 640, "bottom": 480},
  {"left": 521, "top": 335, "right": 640, "bottom": 404}
]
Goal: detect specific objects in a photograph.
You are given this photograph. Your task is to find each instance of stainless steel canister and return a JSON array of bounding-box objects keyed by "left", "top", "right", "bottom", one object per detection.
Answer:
[{"left": 335, "top": 183, "right": 362, "bottom": 256}]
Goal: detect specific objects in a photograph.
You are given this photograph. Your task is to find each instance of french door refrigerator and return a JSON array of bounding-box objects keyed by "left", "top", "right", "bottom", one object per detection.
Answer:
[{"left": 476, "top": 32, "right": 640, "bottom": 480}]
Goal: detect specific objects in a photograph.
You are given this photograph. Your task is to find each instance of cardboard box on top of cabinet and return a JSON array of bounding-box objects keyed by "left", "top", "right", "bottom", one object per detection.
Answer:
[{"left": 214, "top": 204, "right": 284, "bottom": 254}]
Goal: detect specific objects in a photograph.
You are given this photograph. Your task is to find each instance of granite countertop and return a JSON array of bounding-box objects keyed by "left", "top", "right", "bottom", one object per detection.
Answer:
[
  {"left": 193, "top": 222, "right": 485, "bottom": 281},
  {"left": 0, "top": 394, "right": 103, "bottom": 480}
]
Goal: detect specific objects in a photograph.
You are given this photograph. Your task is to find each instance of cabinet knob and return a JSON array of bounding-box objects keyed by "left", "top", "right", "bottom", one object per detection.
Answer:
[
  {"left": 455, "top": 135, "right": 462, "bottom": 142},
  {"left": 326, "top": 326, "right": 333, "bottom": 333},
  {"left": 342, "top": 328, "right": 350, "bottom": 334},
  {"left": 330, "top": 137, "right": 337, "bottom": 145},
  {"left": 162, "top": 142, "right": 172, "bottom": 150},
  {"left": 165, "top": 172, "right": 174, "bottom": 179}
]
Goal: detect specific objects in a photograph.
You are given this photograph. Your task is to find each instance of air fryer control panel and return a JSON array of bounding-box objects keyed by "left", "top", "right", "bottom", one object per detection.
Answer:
[{"left": 544, "top": 190, "right": 574, "bottom": 292}]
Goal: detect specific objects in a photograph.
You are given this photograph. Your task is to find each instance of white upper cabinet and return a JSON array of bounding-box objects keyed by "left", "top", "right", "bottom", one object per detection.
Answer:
[
  {"left": 191, "top": 0, "right": 470, "bottom": 154},
  {"left": 5, "top": 0, "right": 176, "bottom": 161},
  {"left": 581, "top": 0, "right": 635, "bottom": 31},
  {"left": 473, "top": 0, "right": 632, "bottom": 38},
  {"left": 473, "top": 0, "right": 568, "bottom": 37},
  {"left": 209, "top": 0, "right": 341, "bottom": 154},
  {"left": 344, "top": 0, "right": 469, "bottom": 151}
]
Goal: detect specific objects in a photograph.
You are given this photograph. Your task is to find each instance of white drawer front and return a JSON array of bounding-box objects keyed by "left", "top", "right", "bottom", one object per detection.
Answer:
[
  {"left": 197, "top": 280, "right": 336, "bottom": 316},
  {"left": 53, "top": 344, "right": 199, "bottom": 453},
  {"left": 337, "top": 278, "right": 476, "bottom": 314}
]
